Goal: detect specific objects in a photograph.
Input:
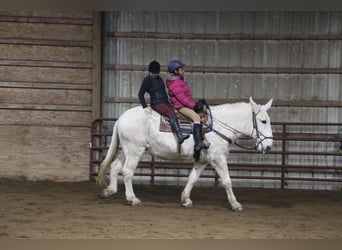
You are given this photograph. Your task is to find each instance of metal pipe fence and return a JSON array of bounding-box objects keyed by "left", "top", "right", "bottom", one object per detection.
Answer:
[{"left": 89, "top": 118, "right": 342, "bottom": 190}]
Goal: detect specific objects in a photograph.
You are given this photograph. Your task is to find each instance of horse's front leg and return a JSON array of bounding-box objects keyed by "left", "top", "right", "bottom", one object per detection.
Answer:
[
  {"left": 211, "top": 157, "right": 242, "bottom": 211},
  {"left": 181, "top": 163, "right": 207, "bottom": 208}
]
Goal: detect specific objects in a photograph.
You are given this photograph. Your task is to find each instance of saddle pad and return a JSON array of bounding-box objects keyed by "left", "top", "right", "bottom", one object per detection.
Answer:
[{"left": 159, "top": 111, "right": 209, "bottom": 134}]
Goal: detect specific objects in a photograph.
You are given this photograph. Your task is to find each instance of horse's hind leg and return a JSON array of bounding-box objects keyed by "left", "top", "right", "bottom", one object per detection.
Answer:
[
  {"left": 99, "top": 152, "right": 124, "bottom": 198},
  {"left": 181, "top": 163, "right": 207, "bottom": 208},
  {"left": 121, "top": 150, "right": 145, "bottom": 206}
]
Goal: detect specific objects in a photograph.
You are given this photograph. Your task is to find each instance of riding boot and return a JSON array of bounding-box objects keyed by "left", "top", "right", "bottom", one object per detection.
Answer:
[
  {"left": 193, "top": 123, "right": 207, "bottom": 152},
  {"left": 169, "top": 115, "right": 190, "bottom": 144}
]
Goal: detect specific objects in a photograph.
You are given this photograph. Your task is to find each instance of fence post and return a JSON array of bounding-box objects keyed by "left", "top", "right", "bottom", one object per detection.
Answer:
[
  {"left": 89, "top": 119, "right": 98, "bottom": 181},
  {"left": 150, "top": 155, "right": 155, "bottom": 185},
  {"left": 281, "top": 124, "right": 287, "bottom": 189}
]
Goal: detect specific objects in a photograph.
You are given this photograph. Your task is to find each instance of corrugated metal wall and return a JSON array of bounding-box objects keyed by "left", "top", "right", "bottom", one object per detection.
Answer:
[
  {"left": 102, "top": 11, "right": 341, "bottom": 119},
  {"left": 0, "top": 11, "right": 101, "bottom": 181},
  {"left": 101, "top": 11, "right": 341, "bottom": 189}
]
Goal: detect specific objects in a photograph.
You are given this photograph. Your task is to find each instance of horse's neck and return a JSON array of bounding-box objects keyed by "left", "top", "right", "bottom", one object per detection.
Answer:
[{"left": 211, "top": 103, "right": 252, "bottom": 139}]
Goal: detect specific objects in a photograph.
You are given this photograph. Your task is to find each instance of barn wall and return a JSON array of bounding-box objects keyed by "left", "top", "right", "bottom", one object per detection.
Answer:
[
  {"left": 0, "top": 11, "right": 101, "bottom": 181},
  {"left": 102, "top": 11, "right": 341, "bottom": 120},
  {"left": 101, "top": 11, "right": 341, "bottom": 189}
]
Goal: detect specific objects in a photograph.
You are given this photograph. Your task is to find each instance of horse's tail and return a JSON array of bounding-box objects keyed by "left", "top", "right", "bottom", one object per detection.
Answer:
[{"left": 96, "top": 121, "right": 119, "bottom": 187}]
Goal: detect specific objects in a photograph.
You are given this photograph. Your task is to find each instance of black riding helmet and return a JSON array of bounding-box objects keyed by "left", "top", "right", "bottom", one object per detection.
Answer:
[{"left": 148, "top": 60, "right": 161, "bottom": 74}]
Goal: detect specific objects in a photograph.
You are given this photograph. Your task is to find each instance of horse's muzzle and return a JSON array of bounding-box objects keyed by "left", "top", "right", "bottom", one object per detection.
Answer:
[{"left": 262, "top": 146, "right": 272, "bottom": 154}]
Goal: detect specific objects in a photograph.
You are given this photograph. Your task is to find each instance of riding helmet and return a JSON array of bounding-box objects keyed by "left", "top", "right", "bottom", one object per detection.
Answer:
[
  {"left": 148, "top": 60, "right": 161, "bottom": 73},
  {"left": 167, "top": 59, "right": 185, "bottom": 73}
]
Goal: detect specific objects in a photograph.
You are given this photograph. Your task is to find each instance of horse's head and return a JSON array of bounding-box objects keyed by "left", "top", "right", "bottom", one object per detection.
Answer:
[{"left": 249, "top": 97, "right": 273, "bottom": 154}]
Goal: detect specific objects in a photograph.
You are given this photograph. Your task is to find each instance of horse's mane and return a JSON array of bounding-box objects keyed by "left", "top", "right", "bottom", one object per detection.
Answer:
[{"left": 210, "top": 101, "right": 250, "bottom": 112}]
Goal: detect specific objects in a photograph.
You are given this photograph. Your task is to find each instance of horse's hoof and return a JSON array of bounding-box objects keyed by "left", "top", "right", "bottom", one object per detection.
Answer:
[
  {"left": 232, "top": 207, "right": 243, "bottom": 212},
  {"left": 132, "top": 201, "right": 142, "bottom": 207},
  {"left": 130, "top": 198, "right": 142, "bottom": 206},
  {"left": 99, "top": 193, "right": 106, "bottom": 199},
  {"left": 181, "top": 203, "right": 193, "bottom": 208},
  {"left": 98, "top": 189, "right": 115, "bottom": 199}
]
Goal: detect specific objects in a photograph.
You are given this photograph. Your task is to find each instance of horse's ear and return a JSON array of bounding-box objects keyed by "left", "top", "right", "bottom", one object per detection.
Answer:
[
  {"left": 262, "top": 99, "right": 273, "bottom": 111},
  {"left": 249, "top": 97, "right": 260, "bottom": 112}
]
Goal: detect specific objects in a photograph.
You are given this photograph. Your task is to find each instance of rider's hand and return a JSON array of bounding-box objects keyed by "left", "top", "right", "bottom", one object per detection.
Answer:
[
  {"left": 144, "top": 107, "right": 152, "bottom": 115},
  {"left": 194, "top": 102, "right": 204, "bottom": 113}
]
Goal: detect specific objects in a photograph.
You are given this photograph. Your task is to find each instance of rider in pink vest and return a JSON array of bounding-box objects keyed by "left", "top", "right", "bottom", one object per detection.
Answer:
[{"left": 166, "top": 59, "right": 208, "bottom": 160}]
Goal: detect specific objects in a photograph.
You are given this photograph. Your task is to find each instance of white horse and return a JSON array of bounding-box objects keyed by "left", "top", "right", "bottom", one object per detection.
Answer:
[{"left": 97, "top": 97, "right": 273, "bottom": 211}]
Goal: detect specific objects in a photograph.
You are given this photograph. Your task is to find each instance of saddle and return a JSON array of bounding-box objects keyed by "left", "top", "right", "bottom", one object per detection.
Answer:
[{"left": 159, "top": 110, "right": 211, "bottom": 134}]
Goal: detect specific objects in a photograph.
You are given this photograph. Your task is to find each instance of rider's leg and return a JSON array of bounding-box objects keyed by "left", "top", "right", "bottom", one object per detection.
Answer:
[
  {"left": 152, "top": 103, "right": 190, "bottom": 144},
  {"left": 169, "top": 115, "right": 190, "bottom": 144},
  {"left": 178, "top": 107, "right": 208, "bottom": 160}
]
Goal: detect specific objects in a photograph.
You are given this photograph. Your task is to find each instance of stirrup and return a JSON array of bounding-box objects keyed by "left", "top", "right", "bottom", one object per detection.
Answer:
[{"left": 195, "top": 142, "right": 206, "bottom": 151}]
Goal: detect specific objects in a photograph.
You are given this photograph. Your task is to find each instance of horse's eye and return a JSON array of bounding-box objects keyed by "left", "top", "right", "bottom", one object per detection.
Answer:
[{"left": 261, "top": 120, "right": 267, "bottom": 124}]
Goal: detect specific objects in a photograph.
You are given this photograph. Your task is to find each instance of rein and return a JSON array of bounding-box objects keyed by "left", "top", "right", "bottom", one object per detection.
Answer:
[
  {"left": 210, "top": 126, "right": 233, "bottom": 144},
  {"left": 211, "top": 116, "right": 258, "bottom": 149},
  {"left": 202, "top": 101, "right": 232, "bottom": 144}
]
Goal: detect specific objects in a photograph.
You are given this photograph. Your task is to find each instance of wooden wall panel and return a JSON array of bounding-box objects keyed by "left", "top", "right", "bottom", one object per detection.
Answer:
[
  {"left": 0, "top": 110, "right": 90, "bottom": 126},
  {"left": 0, "top": 11, "right": 101, "bottom": 181},
  {"left": 0, "top": 125, "right": 90, "bottom": 181},
  {"left": 0, "top": 22, "right": 92, "bottom": 41},
  {"left": 0, "top": 44, "right": 93, "bottom": 62},
  {"left": 0, "top": 88, "right": 91, "bottom": 106},
  {"left": 0, "top": 67, "right": 92, "bottom": 84},
  {"left": 0, "top": 11, "right": 92, "bottom": 19}
]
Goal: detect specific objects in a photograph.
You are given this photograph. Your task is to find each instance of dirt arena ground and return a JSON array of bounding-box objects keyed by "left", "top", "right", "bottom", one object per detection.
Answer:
[{"left": 0, "top": 177, "right": 341, "bottom": 239}]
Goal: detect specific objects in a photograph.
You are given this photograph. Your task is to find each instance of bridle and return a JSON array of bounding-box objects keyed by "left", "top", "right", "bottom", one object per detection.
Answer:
[
  {"left": 206, "top": 108, "right": 273, "bottom": 151},
  {"left": 248, "top": 111, "right": 274, "bottom": 151}
]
